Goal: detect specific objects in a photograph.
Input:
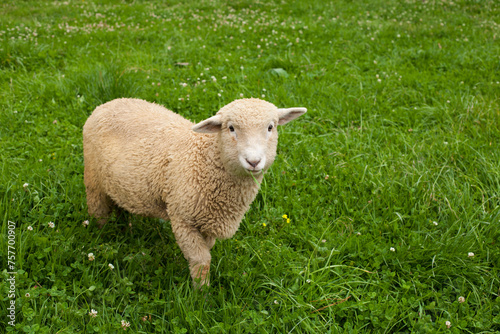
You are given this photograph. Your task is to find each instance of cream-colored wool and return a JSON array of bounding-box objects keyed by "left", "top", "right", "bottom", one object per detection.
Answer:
[{"left": 83, "top": 98, "right": 306, "bottom": 288}]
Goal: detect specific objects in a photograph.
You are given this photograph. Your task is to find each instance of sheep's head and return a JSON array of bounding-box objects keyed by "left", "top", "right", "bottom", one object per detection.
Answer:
[{"left": 192, "top": 99, "right": 306, "bottom": 177}]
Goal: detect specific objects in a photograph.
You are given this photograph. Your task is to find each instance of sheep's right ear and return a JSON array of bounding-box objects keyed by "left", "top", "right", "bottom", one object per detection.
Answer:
[{"left": 192, "top": 115, "right": 222, "bottom": 133}]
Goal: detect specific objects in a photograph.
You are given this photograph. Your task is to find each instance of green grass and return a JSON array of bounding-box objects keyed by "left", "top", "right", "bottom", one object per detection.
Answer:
[{"left": 1, "top": 0, "right": 500, "bottom": 332}]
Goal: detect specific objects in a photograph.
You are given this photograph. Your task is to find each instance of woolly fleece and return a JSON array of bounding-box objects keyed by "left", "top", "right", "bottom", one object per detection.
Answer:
[{"left": 83, "top": 98, "right": 305, "bottom": 287}]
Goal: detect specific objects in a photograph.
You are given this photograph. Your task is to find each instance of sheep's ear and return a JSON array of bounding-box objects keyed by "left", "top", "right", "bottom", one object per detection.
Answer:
[
  {"left": 192, "top": 115, "right": 223, "bottom": 133},
  {"left": 277, "top": 107, "right": 307, "bottom": 125}
]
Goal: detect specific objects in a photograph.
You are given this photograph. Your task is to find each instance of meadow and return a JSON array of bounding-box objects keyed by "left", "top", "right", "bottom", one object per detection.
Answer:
[{"left": 1, "top": 0, "right": 500, "bottom": 332}]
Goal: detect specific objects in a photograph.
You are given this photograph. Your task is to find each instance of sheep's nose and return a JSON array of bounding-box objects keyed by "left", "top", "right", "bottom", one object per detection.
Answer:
[{"left": 246, "top": 159, "right": 261, "bottom": 168}]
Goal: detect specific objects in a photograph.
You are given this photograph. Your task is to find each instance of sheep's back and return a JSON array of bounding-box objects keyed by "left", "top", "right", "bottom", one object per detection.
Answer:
[{"left": 84, "top": 98, "right": 192, "bottom": 139}]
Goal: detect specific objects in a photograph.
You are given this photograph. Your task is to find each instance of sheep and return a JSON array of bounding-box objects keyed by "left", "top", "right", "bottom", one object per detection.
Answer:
[{"left": 83, "top": 98, "right": 306, "bottom": 288}]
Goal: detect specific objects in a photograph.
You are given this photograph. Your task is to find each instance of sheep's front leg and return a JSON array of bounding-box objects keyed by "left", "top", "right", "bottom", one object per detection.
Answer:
[
  {"left": 204, "top": 235, "right": 216, "bottom": 250},
  {"left": 171, "top": 220, "right": 212, "bottom": 289}
]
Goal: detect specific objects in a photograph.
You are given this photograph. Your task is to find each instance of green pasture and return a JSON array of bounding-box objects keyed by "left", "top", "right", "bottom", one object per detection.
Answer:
[{"left": 1, "top": 0, "right": 499, "bottom": 332}]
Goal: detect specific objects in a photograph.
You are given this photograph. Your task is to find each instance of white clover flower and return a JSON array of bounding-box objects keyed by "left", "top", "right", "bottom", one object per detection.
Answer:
[
  {"left": 390, "top": 247, "right": 395, "bottom": 252},
  {"left": 88, "top": 253, "right": 95, "bottom": 261},
  {"left": 82, "top": 220, "right": 89, "bottom": 227},
  {"left": 458, "top": 296, "right": 465, "bottom": 303},
  {"left": 445, "top": 320, "right": 451, "bottom": 328},
  {"left": 23, "top": 183, "right": 29, "bottom": 189},
  {"left": 27, "top": 226, "right": 33, "bottom": 231},
  {"left": 274, "top": 300, "right": 279, "bottom": 304},
  {"left": 240, "top": 93, "right": 244, "bottom": 97},
  {"left": 48, "top": 222, "right": 55, "bottom": 228},
  {"left": 468, "top": 252, "right": 474, "bottom": 257},
  {"left": 89, "top": 309, "right": 98, "bottom": 318},
  {"left": 121, "top": 320, "right": 130, "bottom": 329},
  {"left": 25, "top": 293, "right": 30, "bottom": 298},
  {"left": 433, "top": 221, "right": 438, "bottom": 226},
  {"left": 109, "top": 263, "right": 115, "bottom": 270}
]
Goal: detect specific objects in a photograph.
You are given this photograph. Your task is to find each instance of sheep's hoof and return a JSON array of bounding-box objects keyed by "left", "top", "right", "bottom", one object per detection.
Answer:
[
  {"left": 192, "top": 277, "right": 210, "bottom": 291},
  {"left": 97, "top": 218, "right": 108, "bottom": 229}
]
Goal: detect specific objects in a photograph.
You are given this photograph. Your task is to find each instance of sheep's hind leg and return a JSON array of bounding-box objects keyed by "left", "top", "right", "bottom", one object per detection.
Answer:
[
  {"left": 85, "top": 186, "right": 113, "bottom": 228},
  {"left": 171, "top": 219, "right": 212, "bottom": 289}
]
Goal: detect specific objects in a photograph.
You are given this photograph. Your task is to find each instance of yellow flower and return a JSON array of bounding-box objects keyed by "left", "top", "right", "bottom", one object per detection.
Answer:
[
  {"left": 282, "top": 214, "right": 288, "bottom": 219},
  {"left": 263, "top": 223, "right": 266, "bottom": 227},
  {"left": 287, "top": 218, "right": 290, "bottom": 223}
]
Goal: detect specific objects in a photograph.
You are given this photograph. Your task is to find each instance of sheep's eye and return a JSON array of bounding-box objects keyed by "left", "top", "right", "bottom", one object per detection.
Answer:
[
  {"left": 229, "top": 125, "right": 235, "bottom": 132},
  {"left": 268, "top": 124, "right": 273, "bottom": 132}
]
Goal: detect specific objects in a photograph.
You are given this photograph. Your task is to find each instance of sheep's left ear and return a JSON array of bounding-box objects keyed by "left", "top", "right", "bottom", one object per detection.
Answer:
[
  {"left": 277, "top": 107, "right": 307, "bottom": 125},
  {"left": 192, "top": 115, "right": 222, "bottom": 133}
]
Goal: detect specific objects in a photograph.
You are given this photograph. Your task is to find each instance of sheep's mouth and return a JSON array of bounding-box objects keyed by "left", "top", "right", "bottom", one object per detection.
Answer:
[{"left": 246, "top": 169, "right": 263, "bottom": 175}]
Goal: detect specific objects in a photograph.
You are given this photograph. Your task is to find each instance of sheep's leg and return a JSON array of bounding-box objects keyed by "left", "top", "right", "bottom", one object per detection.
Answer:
[
  {"left": 171, "top": 220, "right": 211, "bottom": 289},
  {"left": 205, "top": 236, "right": 216, "bottom": 250},
  {"left": 88, "top": 193, "right": 113, "bottom": 228},
  {"left": 84, "top": 157, "right": 114, "bottom": 227},
  {"left": 85, "top": 183, "right": 113, "bottom": 228}
]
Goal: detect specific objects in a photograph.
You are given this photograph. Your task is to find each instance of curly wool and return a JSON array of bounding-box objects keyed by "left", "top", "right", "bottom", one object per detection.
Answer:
[{"left": 83, "top": 97, "right": 305, "bottom": 288}]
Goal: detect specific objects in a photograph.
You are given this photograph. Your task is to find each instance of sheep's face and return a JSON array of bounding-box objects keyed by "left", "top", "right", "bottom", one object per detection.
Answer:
[{"left": 192, "top": 99, "right": 306, "bottom": 177}]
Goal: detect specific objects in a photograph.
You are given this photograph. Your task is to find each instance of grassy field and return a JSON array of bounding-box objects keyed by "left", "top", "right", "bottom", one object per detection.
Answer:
[{"left": 1, "top": 0, "right": 500, "bottom": 332}]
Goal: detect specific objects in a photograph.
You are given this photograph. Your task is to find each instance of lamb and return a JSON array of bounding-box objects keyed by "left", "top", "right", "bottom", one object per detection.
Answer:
[{"left": 83, "top": 98, "right": 306, "bottom": 288}]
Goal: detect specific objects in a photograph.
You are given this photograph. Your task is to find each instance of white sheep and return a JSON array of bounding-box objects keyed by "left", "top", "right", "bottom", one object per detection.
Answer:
[{"left": 83, "top": 98, "right": 306, "bottom": 288}]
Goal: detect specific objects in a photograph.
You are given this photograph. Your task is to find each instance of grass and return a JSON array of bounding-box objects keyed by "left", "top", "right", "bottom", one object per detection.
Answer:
[{"left": 1, "top": 0, "right": 500, "bottom": 332}]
